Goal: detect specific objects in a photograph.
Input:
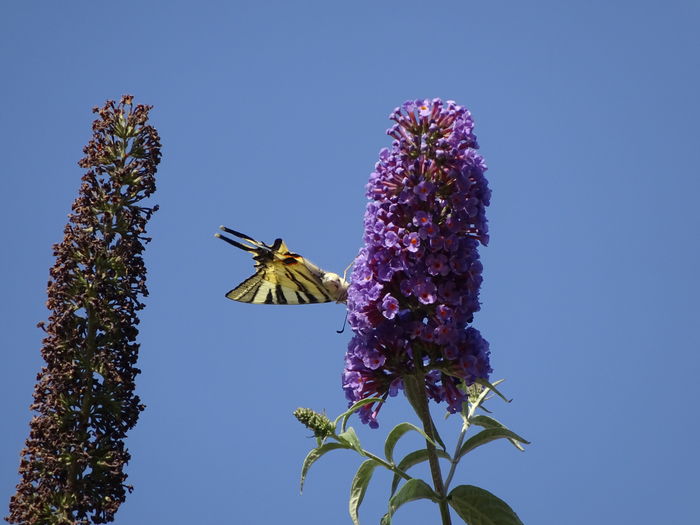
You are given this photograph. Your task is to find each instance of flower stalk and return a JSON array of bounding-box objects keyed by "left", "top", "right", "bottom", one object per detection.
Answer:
[
  {"left": 404, "top": 373, "right": 452, "bottom": 525},
  {"left": 7, "top": 95, "right": 161, "bottom": 525},
  {"left": 298, "top": 100, "right": 528, "bottom": 525}
]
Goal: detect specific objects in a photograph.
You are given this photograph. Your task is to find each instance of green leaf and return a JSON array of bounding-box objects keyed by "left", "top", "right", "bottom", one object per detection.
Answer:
[
  {"left": 300, "top": 442, "right": 350, "bottom": 492},
  {"left": 469, "top": 415, "right": 526, "bottom": 451},
  {"left": 338, "top": 427, "right": 363, "bottom": 453},
  {"left": 390, "top": 448, "right": 451, "bottom": 495},
  {"left": 335, "top": 397, "right": 384, "bottom": 432},
  {"left": 349, "top": 459, "right": 380, "bottom": 525},
  {"left": 430, "top": 422, "right": 447, "bottom": 451},
  {"left": 457, "top": 428, "right": 530, "bottom": 460},
  {"left": 448, "top": 485, "right": 524, "bottom": 525},
  {"left": 385, "top": 479, "right": 439, "bottom": 522},
  {"left": 469, "top": 415, "right": 505, "bottom": 429},
  {"left": 384, "top": 422, "right": 435, "bottom": 464}
]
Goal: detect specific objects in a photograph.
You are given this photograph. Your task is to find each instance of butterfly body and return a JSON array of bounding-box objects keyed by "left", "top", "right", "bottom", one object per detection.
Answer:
[{"left": 216, "top": 226, "right": 348, "bottom": 305}]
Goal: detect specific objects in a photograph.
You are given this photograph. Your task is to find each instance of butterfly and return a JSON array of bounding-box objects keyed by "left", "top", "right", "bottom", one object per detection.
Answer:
[{"left": 215, "top": 226, "right": 349, "bottom": 305}]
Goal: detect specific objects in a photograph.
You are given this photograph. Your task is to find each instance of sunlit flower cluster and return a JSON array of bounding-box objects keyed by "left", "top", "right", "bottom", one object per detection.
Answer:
[{"left": 342, "top": 99, "right": 492, "bottom": 427}]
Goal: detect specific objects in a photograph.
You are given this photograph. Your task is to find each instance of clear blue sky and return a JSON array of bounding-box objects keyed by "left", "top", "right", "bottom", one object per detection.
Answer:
[{"left": 2, "top": 1, "right": 699, "bottom": 524}]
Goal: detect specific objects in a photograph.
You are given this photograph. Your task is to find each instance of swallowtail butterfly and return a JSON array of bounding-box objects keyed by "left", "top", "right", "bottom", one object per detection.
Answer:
[{"left": 216, "top": 226, "right": 349, "bottom": 305}]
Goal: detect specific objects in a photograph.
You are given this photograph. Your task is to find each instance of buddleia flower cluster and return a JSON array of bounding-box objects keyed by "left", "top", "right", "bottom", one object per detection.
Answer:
[
  {"left": 343, "top": 99, "right": 492, "bottom": 427},
  {"left": 7, "top": 96, "right": 161, "bottom": 525}
]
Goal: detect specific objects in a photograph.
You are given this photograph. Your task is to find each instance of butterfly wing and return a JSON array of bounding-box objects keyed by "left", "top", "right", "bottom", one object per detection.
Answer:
[{"left": 217, "top": 227, "right": 337, "bottom": 304}]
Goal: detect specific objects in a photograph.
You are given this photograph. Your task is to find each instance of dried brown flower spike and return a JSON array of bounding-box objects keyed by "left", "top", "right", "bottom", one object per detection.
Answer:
[{"left": 7, "top": 95, "right": 161, "bottom": 525}]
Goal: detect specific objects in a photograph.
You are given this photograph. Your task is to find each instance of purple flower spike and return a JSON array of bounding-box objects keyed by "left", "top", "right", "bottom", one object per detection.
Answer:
[{"left": 343, "top": 99, "right": 492, "bottom": 426}]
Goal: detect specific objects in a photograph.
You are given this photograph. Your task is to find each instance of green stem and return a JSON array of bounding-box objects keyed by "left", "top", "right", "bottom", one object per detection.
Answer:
[
  {"left": 404, "top": 374, "right": 452, "bottom": 525},
  {"left": 445, "top": 385, "right": 488, "bottom": 490},
  {"left": 443, "top": 419, "right": 469, "bottom": 491},
  {"left": 361, "top": 449, "right": 412, "bottom": 482}
]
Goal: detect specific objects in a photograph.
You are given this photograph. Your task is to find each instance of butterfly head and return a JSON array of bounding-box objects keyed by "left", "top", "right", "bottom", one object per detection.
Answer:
[{"left": 322, "top": 271, "right": 349, "bottom": 303}]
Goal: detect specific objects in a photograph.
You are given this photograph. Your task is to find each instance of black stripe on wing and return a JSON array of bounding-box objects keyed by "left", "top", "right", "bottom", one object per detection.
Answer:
[
  {"left": 282, "top": 268, "right": 325, "bottom": 303},
  {"left": 280, "top": 258, "right": 335, "bottom": 302},
  {"left": 274, "top": 285, "right": 286, "bottom": 304}
]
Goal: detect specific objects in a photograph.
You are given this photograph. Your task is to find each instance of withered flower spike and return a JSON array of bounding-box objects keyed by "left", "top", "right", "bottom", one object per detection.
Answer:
[{"left": 7, "top": 95, "right": 161, "bottom": 525}]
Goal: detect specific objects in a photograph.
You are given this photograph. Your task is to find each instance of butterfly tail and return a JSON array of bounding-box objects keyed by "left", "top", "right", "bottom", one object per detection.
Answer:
[
  {"left": 216, "top": 225, "right": 274, "bottom": 253},
  {"left": 216, "top": 226, "right": 287, "bottom": 254}
]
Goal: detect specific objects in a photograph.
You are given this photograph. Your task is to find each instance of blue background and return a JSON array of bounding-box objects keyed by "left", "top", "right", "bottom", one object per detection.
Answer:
[{"left": 2, "top": 1, "right": 699, "bottom": 524}]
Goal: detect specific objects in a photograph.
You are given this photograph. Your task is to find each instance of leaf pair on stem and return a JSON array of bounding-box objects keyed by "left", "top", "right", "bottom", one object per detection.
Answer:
[{"left": 296, "top": 380, "right": 528, "bottom": 525}]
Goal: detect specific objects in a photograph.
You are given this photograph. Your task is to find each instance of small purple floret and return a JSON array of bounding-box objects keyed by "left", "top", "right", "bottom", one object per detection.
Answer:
[
  {"left": 414, "top": 279, "right": 438, "bottom": 305},
  {"left": 414, "top": 181, "right": 435, "bottom": 201},
  {"left": 403, "top": 232, "right": 421, "bottom": 252},
  {"left": 381, "top": 294, "right": 400, "bottom": 320}
]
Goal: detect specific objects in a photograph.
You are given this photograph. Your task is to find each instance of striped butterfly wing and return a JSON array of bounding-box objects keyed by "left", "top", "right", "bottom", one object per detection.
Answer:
[
  {"left": 226, "top": 256, "right": 335, "bottom": 304},
  {"left": 217, "top": 227, "right": 340, "bottom": 305}
]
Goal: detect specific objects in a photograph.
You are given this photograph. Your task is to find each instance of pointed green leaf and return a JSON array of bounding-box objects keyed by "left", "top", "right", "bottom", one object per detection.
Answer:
[
  {"left": 338, "top": 427, "right": 363, "bottom": 453},
  {"left": 336, "top": 397, "right": 384, "bottom": 432},
  {"left": 300, "top": 442, "right": 350, "bottom": 492},
  {"left": 384, "top": 422, "right": 435, "bottom": 464},
  {"left": 380, "top": 513, "right": 392, "bottom": 525},
  {"left": 385, "top": 479, "right": 439, "bottom": 522},
  {"left": 448, "top": 485, "right": 524, "bottom": 525},
  {"left": 349, "top": 459, "right": 380, "bottom": 525},
  {"left": 430, "top": 422, "right": 447, "bottom": 451},
  {"left": 469, "top": 415, "right": 505, "bottom": 429},
  {"left": 457, "top": 428, "right": 530, "bottom": 460},
  {"left": 469, "top": 415, "right": 526, "bottom": 451},
  {"left": 390, "top": 448, "right": 451, "bottom": 495}
]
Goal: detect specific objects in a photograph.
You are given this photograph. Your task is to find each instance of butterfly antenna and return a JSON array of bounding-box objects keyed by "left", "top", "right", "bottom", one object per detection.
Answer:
[{"left": 336, "top": 312, "right": 348, "bottom": 334}]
